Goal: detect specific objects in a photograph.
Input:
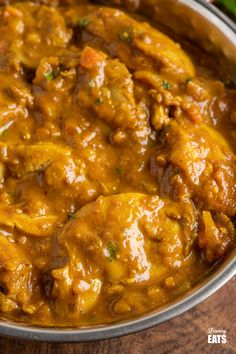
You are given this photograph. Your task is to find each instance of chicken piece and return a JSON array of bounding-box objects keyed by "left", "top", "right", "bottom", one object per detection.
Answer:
[
  {"left": 0, "top": 203, "right": 58, "bottom": 237},
  {"left": 3, "top": 142, "right": 118, "bottom": 205},
  {"left": 77, "top": 46, "right": 138, "bottom": 129},
  {"left": 7, "top": 143, "right": 100, "bottom": 200},
  {"left": 0, "top": 235, "right": 33, "bottom": 314},
  {"left": 11, "top": 143, "right": 86, "bottom": 188},
  {"left": 12, "top": 143, "right": 76, "bottom": 175},
  {"left": 33, "top": 52, "right": 79, "bottom": 121},
  {"left": 154, "top": 120, "right": 236, "bottom": 216},
  {"left": 50, "top": 193, "right": 197, "bottom": 318},
  {"left": 0, "top": 3, "right": 72, "bottom": 72},
  {"left": 198, "top": 211, "right": 235, "bottom": 263},
  {"left": 33, "top": 47, "right": 141, "bottom": 130},
  {"left": 79, "top": 7, "right": 195, "bottom": 77},
  {"left": 0, "top": 73, "right": 33, "bottom": 136}
]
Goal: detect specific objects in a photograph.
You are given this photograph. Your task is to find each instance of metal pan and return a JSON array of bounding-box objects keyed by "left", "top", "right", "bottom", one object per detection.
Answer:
[{"left": 0, "top": 0, "right": 235, "bottom": 342}]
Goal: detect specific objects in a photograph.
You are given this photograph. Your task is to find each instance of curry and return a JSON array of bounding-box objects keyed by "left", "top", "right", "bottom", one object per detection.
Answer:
[{"left": 0, "top": 0, "right": 235, "bottom": 327}]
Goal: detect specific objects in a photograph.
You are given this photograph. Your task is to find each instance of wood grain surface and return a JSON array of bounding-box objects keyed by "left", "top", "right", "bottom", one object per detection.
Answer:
[{"left": 0, "top": 276, "right": 235, "bottom": 354}]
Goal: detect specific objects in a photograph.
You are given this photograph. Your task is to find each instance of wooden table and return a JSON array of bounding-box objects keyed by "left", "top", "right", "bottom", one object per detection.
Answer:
[{"left": 0, "top": 276, "right": 235, "bottom": 354}]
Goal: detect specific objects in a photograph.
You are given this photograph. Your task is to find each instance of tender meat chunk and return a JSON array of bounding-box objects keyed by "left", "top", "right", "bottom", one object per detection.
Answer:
[
  {"left": 32, "top": 51, "right": 151, "bottom": 198},
  {"left": 77, "top": 47, "right": 138, "bottom": 128},
  {"left": 0, "top": 203, "right": 58, "bottom": 237},
  {"left": 198, "top": 211, "right": 235, "bottom": 263},
  {"left": 0, "top": 3, "right": 72, "bottom": 72},
  {"left": 33, "top": 52, "right": 79, "bottom": 121},
  {"left": 0, "top": 73, "right": 33, "bottom": 135},
  {"left": 135, "top": 73, "right": 236, "bottom": 130},
  {"left": 4, "top": 143, "right": 100, "bottom": 202},
  {"left": 0, "top": 235, "right": 33, "bottom": 314},
  {"left": 0, "top": 0, "right": 234, "bottom": 327},
  {"left": 77, "top": 46, "right": 137, "bottom": 128},
  {"left": 12, "top": 143, "right": 80, "bottom": 176},
  {"left": 79, "top": 7, "right": 195, "bottom": 77},
  {"left": 50, "top": 193, "right": 197, "bottom": 318},
  {"left": 154, "top": 120, "right": 236, "bottom": 216},
  {"left": 0, "top": 142, "right": 120, "bottom": 206},
  {"left": 33, "top": 47, "right": 145, "bottom": 130}
]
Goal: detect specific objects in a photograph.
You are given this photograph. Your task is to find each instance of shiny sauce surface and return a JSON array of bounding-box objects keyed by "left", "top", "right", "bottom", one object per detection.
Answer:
[{"left": 0, "top": 0, "right": 235, "bottom": 326}]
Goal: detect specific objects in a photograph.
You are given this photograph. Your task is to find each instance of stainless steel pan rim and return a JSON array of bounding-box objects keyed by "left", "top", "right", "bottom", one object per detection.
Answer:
[
  {"left": 0, "top": 251, "right": 235, "bottom": 342},
  {"left": 0, "top": 0, "right": 235, "bottom": 342},
  {"left": 196, "top": 0, "right": 236, "bottom": 32}
]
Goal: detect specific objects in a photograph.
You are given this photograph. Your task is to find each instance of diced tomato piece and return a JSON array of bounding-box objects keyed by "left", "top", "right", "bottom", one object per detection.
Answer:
[{"left": 80, "top": 46, "right": 106, "bottom": 69}]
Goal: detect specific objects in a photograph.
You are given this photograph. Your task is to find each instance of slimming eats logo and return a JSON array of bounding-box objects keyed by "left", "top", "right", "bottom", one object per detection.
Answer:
[{"left": 207, "top": 328, "right": 227, "bottom": 344}]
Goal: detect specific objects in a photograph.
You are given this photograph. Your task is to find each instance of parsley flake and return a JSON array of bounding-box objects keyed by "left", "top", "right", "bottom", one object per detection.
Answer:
[
  {"left": 78, "top": 18, "right": 91, "bottom": 28},
  {"left": 107, "top": 241, "right": 118, "bottom": 262},
  {"left": 118, "top": 27, "right": 133, "bottom": 43},
  {"left": 44, "top": 69, "right": 59, "bottom": 81},
  {"left": 162, "top": 81, "right": 172, "bottom": 90},
  {"left": 68, "top": 213, "right": 77, "bottom": 220},
  {"left": 95, "top": 97, "right": 103, "bottom": 105},
  {"left": 173, "top": 167, "right": 180, "bottom": 175}
]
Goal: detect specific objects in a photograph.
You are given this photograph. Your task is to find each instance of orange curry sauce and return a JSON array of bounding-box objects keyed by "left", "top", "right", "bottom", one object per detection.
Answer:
[{"left": 0, "top": 1, "right": 235, "bottom": 326}]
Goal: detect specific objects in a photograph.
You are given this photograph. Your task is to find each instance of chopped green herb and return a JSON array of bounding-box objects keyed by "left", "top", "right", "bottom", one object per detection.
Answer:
[
  {"left": 95, "top": 97, "right": 103, "bottom": 105},
  {"left": 162, "top": 81, "right": 172, "bottom": 90},
  {"left": 173, "top": 167, "right": 180, "bottom": 175},
  {"left": 185, "top": 77, "right": 193, "bottom": 84},
  {"left": 44, "top": 69, "right": 59, "bottom": 81},
  {"left": 115, "top": 166, "right": 122, "bottom": 176},
  {"left": 68, "top": 213, "right": 77, "bottom": 220},
  {"left": 78, "top": 18, "right": 91, "bottom": 29},
  {"left": 118, "top": 27, "right": 133, "bottom": 43},
  {"left": 162, "top": 124, "right": 170, "bottom": 135},
  {"left": 107, "top": 241, "right": 119, "bottom": 262}
]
